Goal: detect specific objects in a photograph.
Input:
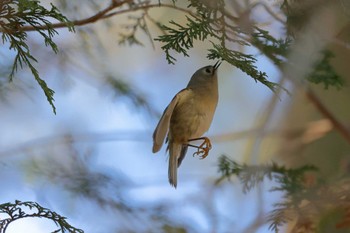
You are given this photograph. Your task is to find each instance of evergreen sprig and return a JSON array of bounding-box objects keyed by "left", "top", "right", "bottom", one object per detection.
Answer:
[
  {"left": 208, "top": 43, "right": 280, "bottom": 92},
  {"left": 251, "top": 27, "right": 291, "bottom": 65},
  {"left": 217, "top": 155, "right": 319, "bottom": 232},
  {"left": 0, "top": 200, "right": 83, "bottom": 233},
  {"left": 307, "top": 50, "right": 344, "bottom": 89},
  {"left": 155, "top": 16, "right": 214, "bottom": 64},
  {"left": 217, "top": 155, "right": 317, "bottom": 193},
  {"left": 0, "top": 0, "right": 74, "bottom": 114},
  {"left": 155, "top": 2, "right": 283, "bottom": 92}
]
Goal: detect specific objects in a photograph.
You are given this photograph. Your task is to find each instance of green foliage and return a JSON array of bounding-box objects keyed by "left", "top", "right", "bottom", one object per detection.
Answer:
[
  {"left": 154, "top": 0, "right": 344, "bottom": 92},
  {"left": 0, "top": 200, "right": 83, "bottom": 233},
  {"left": 155, "top": 16, "right": 214, "bottom": 64},
  {"left": 155, "top": 1, "right": 284, "bottom": 92},
  {"left": 251, "top": 27, "right": 291, "bottom": 65},
  {"left": 217, "top": 155, "right": 319, "bottom": 232},
  {"left": 218, "top": 155, "right": 350, "bottom": 232},
  {"left": 217, "top": 155, "right": 317, "bottom": 193},
  {"left": 207, "top": 43, "right": 279, "bottom": 92},
  {"left": 0, "top": 0, "right": 74, "bottom": 114},
  {"left": 307, "top": 50, "right": 344, "bottom": 89}
]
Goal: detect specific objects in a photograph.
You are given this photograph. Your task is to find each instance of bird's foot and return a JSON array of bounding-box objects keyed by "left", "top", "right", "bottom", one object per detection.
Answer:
[{"left": 189, "top": 137, "right": 212, "bottom": 159}]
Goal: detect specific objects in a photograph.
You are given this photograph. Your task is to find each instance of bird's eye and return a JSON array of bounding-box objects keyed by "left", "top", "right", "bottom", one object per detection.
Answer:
[{"left": 205, "top": 68, "right": 211, "bottom": 74}]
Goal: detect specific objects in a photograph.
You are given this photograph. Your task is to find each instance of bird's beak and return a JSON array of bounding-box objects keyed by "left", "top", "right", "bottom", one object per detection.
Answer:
[{"left": 213, "top": 61, "right": 221, "bottom": 71}]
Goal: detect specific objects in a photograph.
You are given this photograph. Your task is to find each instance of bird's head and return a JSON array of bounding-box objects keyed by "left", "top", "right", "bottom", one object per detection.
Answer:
[{"left": 187, "top": 61, "right": 221, "bottom": 88}]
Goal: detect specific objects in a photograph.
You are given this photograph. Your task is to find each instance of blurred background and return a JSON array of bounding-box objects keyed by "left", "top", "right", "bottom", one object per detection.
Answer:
[{"left": 1, "top": 0, "right": 349, "bottom": 232}]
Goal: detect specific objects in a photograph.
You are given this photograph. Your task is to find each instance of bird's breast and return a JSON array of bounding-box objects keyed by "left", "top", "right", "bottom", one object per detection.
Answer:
[{"left": 169, "top": 89, "right": 218, "bottom": 142}]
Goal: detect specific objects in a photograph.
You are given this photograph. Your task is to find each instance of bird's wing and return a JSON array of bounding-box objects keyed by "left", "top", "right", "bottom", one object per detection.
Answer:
[{"left": 152, "top": 89, "right": 190, "bottom": 153}]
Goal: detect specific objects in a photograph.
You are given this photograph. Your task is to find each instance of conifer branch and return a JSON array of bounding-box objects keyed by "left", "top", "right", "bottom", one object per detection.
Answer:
[
  {"left": 0, "top": 0, "right": 74, "bottom": 113},
  {"left": 0, "top": 200, "right": 83, "bottom": 233},
  {"left": 216, "top": 155, "right": 321, "bottom": 232}
]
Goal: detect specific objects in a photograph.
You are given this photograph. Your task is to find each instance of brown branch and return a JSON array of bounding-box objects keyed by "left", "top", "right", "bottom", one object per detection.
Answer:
[
  {"left": 305, "top": 89, "right": 350, "bottom": 143},
  {"left": 5, "top": 1, "right": 195, "bottom": 33},
  {"left": 15, "top": 0, "right": 131, "bottom": 32}
]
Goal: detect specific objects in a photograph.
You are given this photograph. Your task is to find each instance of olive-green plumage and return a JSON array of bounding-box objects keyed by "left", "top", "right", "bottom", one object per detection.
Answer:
[{"left": 152, "top": 62, "right": 220, "bottom": 188}]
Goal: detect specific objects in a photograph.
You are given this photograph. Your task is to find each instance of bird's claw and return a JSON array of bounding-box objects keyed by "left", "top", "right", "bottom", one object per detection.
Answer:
[{"left": 192, "top": 138, "right": 212, "bottom": 159}]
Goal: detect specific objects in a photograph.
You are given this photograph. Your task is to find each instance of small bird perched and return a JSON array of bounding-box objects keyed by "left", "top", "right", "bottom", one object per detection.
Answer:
[{"left": 152, "top": 61, "right": 221, "bottom": 188}]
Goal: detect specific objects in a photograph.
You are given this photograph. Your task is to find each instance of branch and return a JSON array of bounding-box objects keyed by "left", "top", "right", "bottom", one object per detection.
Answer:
[
  {"left": 0, "top": 200, "right": 83, "bottom": 233},
  {"left": 14, "top": 0, "right": 131, "bottom": 32},
  {"left": 305, "top": 89, "right": 350, "bottom": 143},
  {"left": 9, "top": 2, "right": 195, "bottom": 32}
]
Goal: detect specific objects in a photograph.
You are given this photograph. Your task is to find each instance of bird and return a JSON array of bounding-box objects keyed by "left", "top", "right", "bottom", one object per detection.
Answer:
[{"left": 152, "top": 61, "right": 221, "bottom": 188}]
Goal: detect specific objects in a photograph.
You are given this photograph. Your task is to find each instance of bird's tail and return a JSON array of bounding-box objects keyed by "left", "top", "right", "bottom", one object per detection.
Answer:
[{"left": 168, "top": 142, "right": 182, "bottom": 188}]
